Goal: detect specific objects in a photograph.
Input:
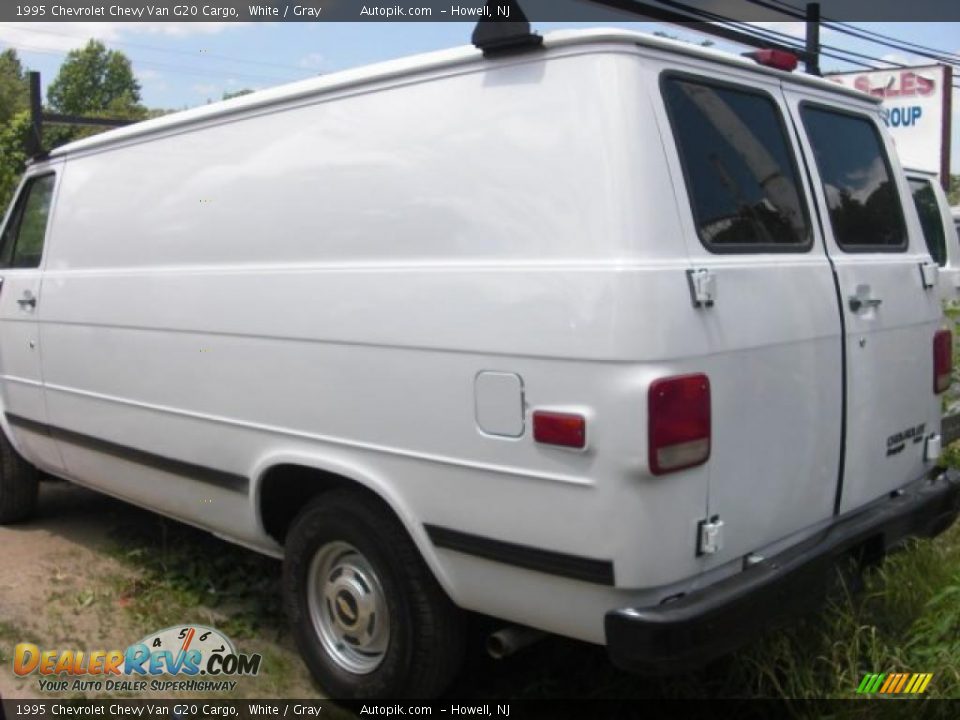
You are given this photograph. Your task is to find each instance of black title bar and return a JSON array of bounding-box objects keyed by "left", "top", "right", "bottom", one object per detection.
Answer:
[{"left": 2, "top": 0, "right": 960, "bottom": 23}]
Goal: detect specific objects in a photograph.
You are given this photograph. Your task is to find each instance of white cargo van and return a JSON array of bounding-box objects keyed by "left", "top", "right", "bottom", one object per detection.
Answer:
[
  {"left": 905, "top": 168, "right": 960, "bottom": 444},
  {"left": 1, "top": 29, "right": 958, "bottom": 699},
  {"left": 905, "top": 168, "right": 960, "bottom": 308}
]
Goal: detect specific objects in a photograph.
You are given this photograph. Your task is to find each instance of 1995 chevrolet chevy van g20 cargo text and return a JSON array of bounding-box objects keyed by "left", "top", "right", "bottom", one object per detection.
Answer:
[{"left": 0, "top": 28, "right": 958, "bottom": 698}]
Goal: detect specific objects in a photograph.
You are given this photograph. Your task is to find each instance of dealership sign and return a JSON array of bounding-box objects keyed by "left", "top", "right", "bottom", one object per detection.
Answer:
[{"left": 827, "top": 65, "right": 952, "bottom": 184}]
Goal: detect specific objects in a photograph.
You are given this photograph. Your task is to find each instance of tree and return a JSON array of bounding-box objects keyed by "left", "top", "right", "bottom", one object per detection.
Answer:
[
  {"left": 653, "top": 30, "right": 715, "bottom": 47},
  {"left": 222, "top": 88, "right": 254, "bottom": 101},
  {"left": 1, "top": 42, "right": 150, "bottom": 214},
  {"left": 0, "top": 112, "right": 31, "bottom": 214},
  {"left": 949, "top": 174, "right": 960, "bottom": 207},
  {"left": 47, "top": 40, "right": 143, "bottom": 117},
  {"left": 0, "top": 49, "right": 30, "bottom": 212},
  {"left": 0, "top": 49, "right": 29, "bottom": 126},
  {"left": 44, "top": 40, "right": 148, "bottom": 149}
]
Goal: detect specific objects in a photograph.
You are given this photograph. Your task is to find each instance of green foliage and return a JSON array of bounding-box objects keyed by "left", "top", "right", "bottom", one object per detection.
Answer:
[
  {"left": 948, "top": 174, "right": 960, "bottom": 206},
  {"left": 0, "top": 111, "right": 31, "bottom": 215},
  {"left": 47, "top": 39, "right": 143, "bottom": 116},
  {"left": 108, "top": 514, "right": 285, "bottom": 640},
  {"left": 0, "top": 42, "right": 153, "bottom": 217},
  {"left": 653, "top": 30, "right": 715, "bottom": 47},
  {"left": 222, "top": 88, "right": 254, "bottom": 101},
  {"left": 0, "top": 49, "right": 29, "bottom": 126},
  {"left": 44, "top": 40, "right": 148, "bottom": 150}
]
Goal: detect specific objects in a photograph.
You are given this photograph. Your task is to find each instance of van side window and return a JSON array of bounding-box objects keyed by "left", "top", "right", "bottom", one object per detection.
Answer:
[
  {"left": 662, "top": 76, "right": 811, "bottom": 252},
  {"left": 800, "top": 107, "right": 906, "bottom": 251},
  {"left": 0, "top": 174, "right": 56, "bottom": 269},
  {"left": 908, "top": 177, "right": 947, "bottom": 266}
]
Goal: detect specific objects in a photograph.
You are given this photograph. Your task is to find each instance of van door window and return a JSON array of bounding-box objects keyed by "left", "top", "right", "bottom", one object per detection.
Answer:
[
  {"left": 800, "top": 107, "right": 906, "bottom": 252},
  {"left": 0, "top": 174, "right": 56, "bottom": 269},
  {"left": 661, "top": 76, "right": 812, "bottom": 252},
  {"left": 908, "top": 177, "right": 947, "bottom": 266}
]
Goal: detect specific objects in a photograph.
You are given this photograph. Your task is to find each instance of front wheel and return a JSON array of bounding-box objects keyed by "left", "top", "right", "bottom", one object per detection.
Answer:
[
  {"left": 0, "top": 429, "right": 38, "bottom": 523},
  {"left": 283, "top": 490, "right": 465, "bottom": 698}
]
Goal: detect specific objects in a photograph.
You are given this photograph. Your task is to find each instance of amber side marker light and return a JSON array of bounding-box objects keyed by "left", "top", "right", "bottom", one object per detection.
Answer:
[{"left": 533, "top": 411, "right": 586, "bottom": 449}]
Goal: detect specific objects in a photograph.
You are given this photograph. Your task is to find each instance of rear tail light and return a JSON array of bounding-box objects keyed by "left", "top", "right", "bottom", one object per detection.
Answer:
[
  {"left": 649, "top": 374, "right": 711, "bottom": 475},
  {"left": 934, "top": 329, "right": 952, "bottom": 394},
  {"left": 533, "top": 411, "right": 586, "bottom": 449}
]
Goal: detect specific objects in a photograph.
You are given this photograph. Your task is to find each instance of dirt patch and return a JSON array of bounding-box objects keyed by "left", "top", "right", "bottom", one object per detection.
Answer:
[
  {"left": 0, "top": 481, "right": 321, "bottom": 700},
  {"left": 0, "top": 481, "right": 649, "bottom": 702}
]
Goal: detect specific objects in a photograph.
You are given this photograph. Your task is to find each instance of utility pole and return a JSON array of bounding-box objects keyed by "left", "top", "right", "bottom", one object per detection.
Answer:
[{"left": 805, "top": 2, "right": 821, "bottom": 76}]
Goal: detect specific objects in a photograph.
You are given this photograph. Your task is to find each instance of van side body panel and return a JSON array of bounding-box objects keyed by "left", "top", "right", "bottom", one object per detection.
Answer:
[{"left": 38, "top": 49, "right": 711, "bottom": 643}]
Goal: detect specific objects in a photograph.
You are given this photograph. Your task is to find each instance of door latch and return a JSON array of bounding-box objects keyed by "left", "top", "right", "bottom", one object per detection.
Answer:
[
  {"left": 686, "top": 268, "right": 716, "bottom": 308},
  {"left": 848, "top": 284, "right": 882, "bottom": 313},
  {"left": 16, "top": 290, "right": 36, "bottom": 309},
  {"left": 696, "top": 515, "right": 724, "bottom": 556},
  {"left": 920, "top": 262, "right": 939, "bottom": 290}
]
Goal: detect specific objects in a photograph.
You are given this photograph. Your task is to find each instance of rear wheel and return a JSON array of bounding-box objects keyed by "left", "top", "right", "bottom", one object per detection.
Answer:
[
  {"left": 283, "top": 489, "right": 465, "bottom": 698},
  {"left": 0, "top": 430, "right": 38, "bottom": 523}
]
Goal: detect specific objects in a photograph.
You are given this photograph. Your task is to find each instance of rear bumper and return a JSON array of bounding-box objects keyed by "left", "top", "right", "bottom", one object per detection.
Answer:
[{"left": 605, "top": 469, "right": 960, "bottom": 674}]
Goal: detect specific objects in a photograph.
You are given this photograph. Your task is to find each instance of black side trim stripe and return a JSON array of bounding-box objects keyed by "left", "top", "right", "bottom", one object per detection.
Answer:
[
  {"left": 425, "top": 524, "right": 615, "bottom": 586},
  {"left": 6, "top": 413, "right": 248, "bottom": 494}
]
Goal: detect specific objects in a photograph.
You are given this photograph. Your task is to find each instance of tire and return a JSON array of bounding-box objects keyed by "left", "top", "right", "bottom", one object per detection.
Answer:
[
  {"left": 283, "top": 489, "right": 465, "bottom": 699},
  {"left": 0, "top": 429, "right": 39, "bottom": 524}
]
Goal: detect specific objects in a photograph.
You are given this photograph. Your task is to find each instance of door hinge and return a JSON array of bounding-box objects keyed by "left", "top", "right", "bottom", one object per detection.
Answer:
[
  {"left": 687, "top": 268, "right": 716, "bottom": 308},
  {"left": 696, "top": 515, "right": 724, "bottom": 556},
  {"left": 920, "top": 261, "right": 939, "bottom": 290}
]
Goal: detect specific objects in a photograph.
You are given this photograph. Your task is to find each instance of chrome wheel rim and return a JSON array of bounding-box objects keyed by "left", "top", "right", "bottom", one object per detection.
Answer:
[{"left": 307, "top": 540, "right": 390, "bottom": 674}]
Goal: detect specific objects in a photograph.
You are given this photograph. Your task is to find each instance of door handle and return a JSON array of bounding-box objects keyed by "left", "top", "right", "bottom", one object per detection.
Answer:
[
  {"left": 16, "top": 291, "right": 36, "bottom": 309},
  {"left": 849, "top": 295, "right": 882, "bottom": 312}
]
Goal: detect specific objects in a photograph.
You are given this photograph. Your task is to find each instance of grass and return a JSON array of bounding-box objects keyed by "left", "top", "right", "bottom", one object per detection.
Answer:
[{"left": 99, "top": 510, "right": 315, "bottom": 697}]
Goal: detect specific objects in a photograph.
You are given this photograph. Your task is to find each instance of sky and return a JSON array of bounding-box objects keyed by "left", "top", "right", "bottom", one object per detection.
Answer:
[{"left": 1, "top": 19, "right": 959, "bottom": 167}]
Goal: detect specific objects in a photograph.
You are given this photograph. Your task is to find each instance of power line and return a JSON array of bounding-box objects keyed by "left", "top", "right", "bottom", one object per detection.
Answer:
[
  {"left": 1, "top": 24, "right": 313, "bottom": 75},
  {"left": 0, "top": 40, "right": 298, "bottom": 86},
  {"left": 729, "top": 19, "right": 907, "bottom": 69},
  {"left": 742, "top": 0, "right": 960, "bottom": 67},
  {"left": 729, "top": 9, "right": 960, "bottom": 92},
  {"left": 761, "top": 0, "right": 960, "bottom": 61}
]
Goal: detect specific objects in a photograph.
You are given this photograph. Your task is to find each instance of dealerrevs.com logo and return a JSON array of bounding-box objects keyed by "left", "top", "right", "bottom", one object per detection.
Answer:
[{"left": 13, "top": 625, "right": 262, "bottom": 693}]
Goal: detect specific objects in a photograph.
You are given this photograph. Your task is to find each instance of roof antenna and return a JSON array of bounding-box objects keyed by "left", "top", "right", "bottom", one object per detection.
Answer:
[{"left": 471, "top": 0, "right": 543, "bottom": 57}]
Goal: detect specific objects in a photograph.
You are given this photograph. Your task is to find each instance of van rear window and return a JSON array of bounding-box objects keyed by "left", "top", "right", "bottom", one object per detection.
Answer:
[
  {"left": 800, "top": 107, "right": 906, "bottom": 252},
  {"left": 908, "top": 177, "right": 947, "bottom": 266},
  {"left": 662, "top": 76, "right": 811, "bottom": 253}
]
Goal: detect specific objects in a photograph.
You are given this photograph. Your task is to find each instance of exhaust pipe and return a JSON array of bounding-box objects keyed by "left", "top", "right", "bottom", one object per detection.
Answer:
[{"left": 486, "top": 625, "right": 546, "bottom": 659}]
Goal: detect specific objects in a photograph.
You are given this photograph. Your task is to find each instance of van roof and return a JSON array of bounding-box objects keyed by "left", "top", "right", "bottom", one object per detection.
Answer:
[{"left": 48, "top": 27, "right": 879, "bottom": 159}]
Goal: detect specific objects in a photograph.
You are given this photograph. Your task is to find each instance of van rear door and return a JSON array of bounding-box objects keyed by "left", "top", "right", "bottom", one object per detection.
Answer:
[
  {"left": 783, "top": 86, "right": 942, "bottom": 515},
  {"left": 655, "top": 66, "right": 842, "bottom": 566}
]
